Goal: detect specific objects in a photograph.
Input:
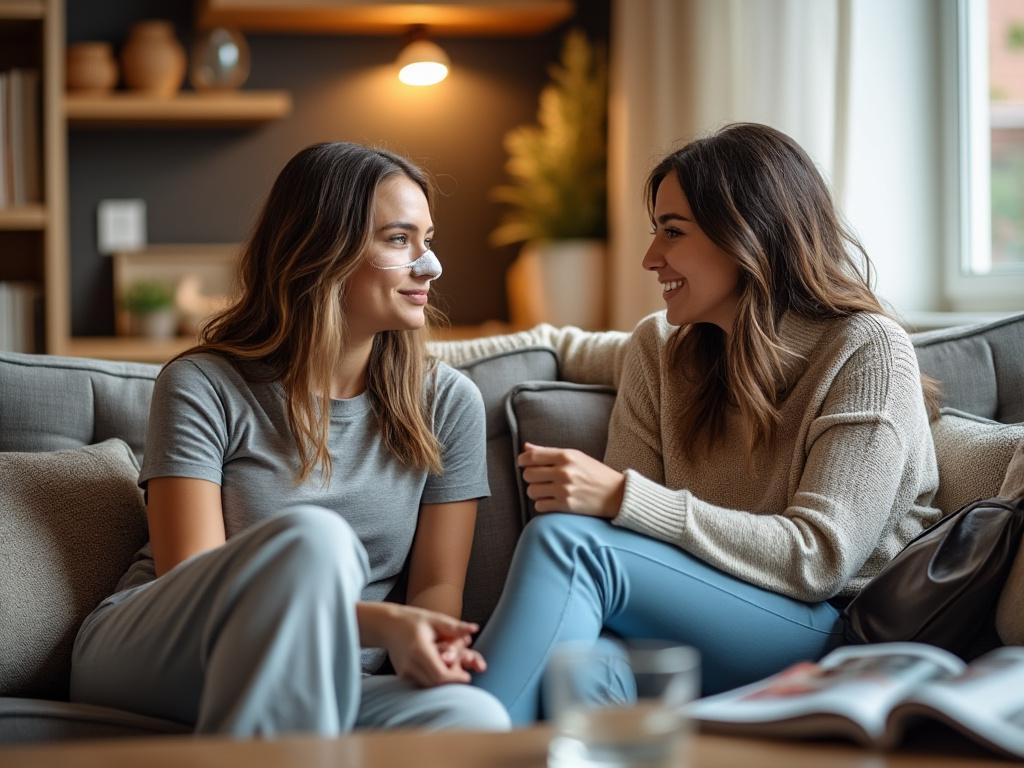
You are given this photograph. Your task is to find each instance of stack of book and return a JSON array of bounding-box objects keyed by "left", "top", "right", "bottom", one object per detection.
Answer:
[
  {"left": 0, "top": 282, "right": 40, "bottom": 352},
  {"left": 0, "top": 68, "right": 42, "bottom": 209}
]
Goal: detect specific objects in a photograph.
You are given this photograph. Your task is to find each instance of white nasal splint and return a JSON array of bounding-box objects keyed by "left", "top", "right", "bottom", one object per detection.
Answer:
[{"left": 373, "top": 249, "right": 443, "bottom": 280}]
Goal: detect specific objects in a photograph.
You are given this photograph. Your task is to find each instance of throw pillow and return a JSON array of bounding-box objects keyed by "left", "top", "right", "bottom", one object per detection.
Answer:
[
  {"left": 930, "top": 409, "right": 1024, "bottom": 516},
  {"left": 505, "top": 382, "right": 616, "bottom": 522},
  {"left": 997, "top": 438, "right": 1024, "bottom": 645},
  {"left": 0, "top": 439, "right": 147, "bottom": 699}
]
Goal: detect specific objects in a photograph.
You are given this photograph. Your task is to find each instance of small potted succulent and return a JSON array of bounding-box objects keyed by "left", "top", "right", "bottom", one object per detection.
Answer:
[{"left": 122, "top": 279, "right": 177, "bottom": 339}]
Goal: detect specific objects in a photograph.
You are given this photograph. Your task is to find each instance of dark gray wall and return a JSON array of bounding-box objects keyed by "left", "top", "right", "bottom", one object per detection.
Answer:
[{"left": 67, "top": 1, "right": 609, "bottom": 334}]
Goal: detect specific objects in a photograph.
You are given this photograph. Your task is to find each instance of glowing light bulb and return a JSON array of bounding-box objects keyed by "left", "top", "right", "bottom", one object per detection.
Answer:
[{"left": 396, "top": 39, "right": 449, "bottom": 86}]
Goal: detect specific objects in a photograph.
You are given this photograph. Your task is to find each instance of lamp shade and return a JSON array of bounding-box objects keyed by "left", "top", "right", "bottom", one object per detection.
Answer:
[{"left": 397, "top": 39, "right": 449, "bottom": 86}]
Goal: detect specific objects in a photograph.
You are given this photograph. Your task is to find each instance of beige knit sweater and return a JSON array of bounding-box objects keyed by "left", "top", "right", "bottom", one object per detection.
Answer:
[{"left": 430, "top": 311, "right": 941, "bottom": 603}]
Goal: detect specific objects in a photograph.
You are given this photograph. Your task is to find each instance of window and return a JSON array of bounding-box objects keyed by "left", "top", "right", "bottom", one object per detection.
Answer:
[{"left": 945, "top": 0, "right": 1024, "bottom": 309}]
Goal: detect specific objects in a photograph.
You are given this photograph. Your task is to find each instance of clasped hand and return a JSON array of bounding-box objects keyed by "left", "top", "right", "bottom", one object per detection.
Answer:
[
  {"left": 385, "top": 605, "right": 486, "bottom": 687},
  {"left": 518, "top": 442, "right": 625, "bottom": 519}
]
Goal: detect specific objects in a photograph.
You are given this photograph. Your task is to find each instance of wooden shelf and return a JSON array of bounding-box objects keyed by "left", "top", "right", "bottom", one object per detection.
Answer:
[
  {"left": 0, "top": 204, "right": 46, "bottom": 230},
  {"left": 64, "top": 91, "right": 293, "bottom": 128},
  {"left": 66, "top": 335, "right": 196, "bottom": 363},
  {"left": 196, "top": 0, "right": 573, "bottom": 36},
  {"left": 0, "top": 1, "right": 44, "bottom": 20},
  {"left": 66, "top": 323, "right": 516, "bottom": 362}
]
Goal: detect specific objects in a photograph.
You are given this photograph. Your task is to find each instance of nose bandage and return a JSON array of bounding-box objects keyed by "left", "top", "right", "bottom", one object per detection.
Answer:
[{"left": 374, "top": 249, "right": 443, "bottom": 280}]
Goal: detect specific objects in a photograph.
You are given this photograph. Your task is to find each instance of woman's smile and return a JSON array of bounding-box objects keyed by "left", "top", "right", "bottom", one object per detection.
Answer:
[{"left": 399, "top": 289, "right": 429, "bottom": 305}]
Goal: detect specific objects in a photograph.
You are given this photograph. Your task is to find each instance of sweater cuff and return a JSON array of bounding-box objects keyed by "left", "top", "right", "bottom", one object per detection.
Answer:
[{"left": 611, "top": 469, "right": 689, "bottom": 544}]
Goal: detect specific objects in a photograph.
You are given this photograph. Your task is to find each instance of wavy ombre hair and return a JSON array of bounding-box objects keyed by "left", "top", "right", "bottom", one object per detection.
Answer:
[
  {"left": 174, "top": 142, "right": 443, "bottom": 483},
  {"left": 646, "top": 123, "right": 940, "bottom": 460}
]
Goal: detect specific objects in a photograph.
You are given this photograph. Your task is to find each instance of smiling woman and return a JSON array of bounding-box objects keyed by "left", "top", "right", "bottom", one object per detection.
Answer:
[
  {"left": 432, "top": 123, "right": 946, "bottom": 725},
  {"left": 66, "top": 142, "right": 510, "bottom": 737}
]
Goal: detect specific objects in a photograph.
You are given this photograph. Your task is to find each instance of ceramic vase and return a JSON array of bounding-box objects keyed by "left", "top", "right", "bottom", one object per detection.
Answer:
[
  {"left": 190, "top": 27, "right": 251, "bottom": 91},
  {"left": 506, "top": 238, "right": 607, "bottom": 329},
  {"left": 121, "top": 20, "right": 186, "bottom": 98},
  {"left": 66, "top": 42, "right": 118, "bottom": 93}
]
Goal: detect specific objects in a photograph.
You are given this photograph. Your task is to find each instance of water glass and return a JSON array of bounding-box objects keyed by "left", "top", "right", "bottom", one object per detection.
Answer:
[{"left": 545, "top": 639, "right": 700, "bottom": 768}]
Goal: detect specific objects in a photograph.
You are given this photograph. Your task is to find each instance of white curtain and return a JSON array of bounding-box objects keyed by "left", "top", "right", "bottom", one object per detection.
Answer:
[{"left": 607, "top": 0, "right": 850, "bottom": 330}]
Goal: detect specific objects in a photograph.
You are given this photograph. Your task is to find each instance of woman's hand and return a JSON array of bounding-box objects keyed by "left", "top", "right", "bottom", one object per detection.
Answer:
[
  {"left": 380, "top": 604, "right": 483, "bottom": 687},
  {"left": 437, "top": 635, "right": 487, "bottom": 674},
  {"left": 518, "top": 442, "right": 626, "bottom": 519}
]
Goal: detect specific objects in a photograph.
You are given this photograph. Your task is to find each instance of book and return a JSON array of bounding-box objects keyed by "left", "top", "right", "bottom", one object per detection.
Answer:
[
  {"left": 0, "top": 72, "right": 8, "bottom": 208},
  {"left": 688, "top": 643, "right": 1024, "bottom": 759},
  {"left": 6, "top": 68, "right": 41, "bottom": 206}
]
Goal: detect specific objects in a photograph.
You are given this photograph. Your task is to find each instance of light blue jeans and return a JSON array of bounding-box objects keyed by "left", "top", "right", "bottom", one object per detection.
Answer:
[
  {"left": 71, "top": 506, "right": 510, "bottom": 736},
  {"left": 472, "top": 514, "right": 844, "bottom": 725}
]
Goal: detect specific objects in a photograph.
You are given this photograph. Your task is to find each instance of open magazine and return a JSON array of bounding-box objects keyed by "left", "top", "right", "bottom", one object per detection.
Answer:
[{"left": 688, "top": 643, "right": 1024, "bottom": 759}]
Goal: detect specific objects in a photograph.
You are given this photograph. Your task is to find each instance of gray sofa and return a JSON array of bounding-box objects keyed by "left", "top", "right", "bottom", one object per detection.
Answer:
[{"left": 2, "top": 312, "right": 1024, "bottom": 743}]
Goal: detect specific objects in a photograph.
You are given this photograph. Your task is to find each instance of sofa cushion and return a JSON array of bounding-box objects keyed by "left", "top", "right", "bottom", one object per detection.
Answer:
[
  {"left": 505, "top": 382, "right": 616, "bottom": 522},
  {"left": 0, "top": 697, "right": 186, "bottom": 743},
  {"left": 0, "top": 439, "right": 148, "bottom": 699},
  {"left": 931, "top": 409, "right": 1024, "bottom": 516},
  {"left": 913, "top": 312, "right": 1024, "bottom": 423},
  {"left": 452, "top": 349, "right": 559, "bottom": 624},
  {"left": 0, "top": 352, "right": 158, "bottom": 464}
]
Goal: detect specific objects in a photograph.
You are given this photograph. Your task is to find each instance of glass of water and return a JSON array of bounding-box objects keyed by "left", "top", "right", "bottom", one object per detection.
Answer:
[{"left": 545, "top": 639, "right": 700, "bottom": 768}]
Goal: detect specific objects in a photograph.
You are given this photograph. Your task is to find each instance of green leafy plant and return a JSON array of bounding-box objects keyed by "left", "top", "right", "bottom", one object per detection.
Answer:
[
  {"left": 122, "top": 280, "right": 174, "bottom": 315},
  {"left": 490, "top": 28, "right": 608, "bottom": 246},
  {"left": 1008, "top": 22, "right": 1024, "bottom": 50}
]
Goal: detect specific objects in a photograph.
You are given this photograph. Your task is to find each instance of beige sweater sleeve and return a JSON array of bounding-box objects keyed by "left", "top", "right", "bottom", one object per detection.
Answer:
[
  {"left": 428, "top": 324, "right": 631, "bottom": 387},
  {"left": 607, "top": 318, "right": 921, "bottom": 603}
]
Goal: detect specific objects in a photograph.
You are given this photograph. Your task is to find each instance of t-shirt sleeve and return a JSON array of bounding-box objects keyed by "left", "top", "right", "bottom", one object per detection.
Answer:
[
  {"left": 139, "top": 358, "right": 228, "bottom": 489},
  {"left": 421, "top": 366, "right": 490, "bottom": 504}
]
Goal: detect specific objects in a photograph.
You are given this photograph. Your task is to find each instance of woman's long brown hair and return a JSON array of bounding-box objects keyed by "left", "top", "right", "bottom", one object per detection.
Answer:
[
  {"left": 646, "top": 123, "right": 941, "bottom": 460},
  {"left": 172, "top": 142, "right": 443, "bottom": 483}
]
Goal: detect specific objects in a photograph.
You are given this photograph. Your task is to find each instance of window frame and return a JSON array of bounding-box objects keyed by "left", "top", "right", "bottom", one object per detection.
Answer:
[{"left": 943, "top": 0, "right": 1024, "bottom": 311}]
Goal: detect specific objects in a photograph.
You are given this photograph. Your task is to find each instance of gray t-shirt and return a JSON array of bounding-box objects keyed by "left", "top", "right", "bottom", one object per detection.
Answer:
[{"left": 120, "top": 352, "right": 489, "bottom": 672}]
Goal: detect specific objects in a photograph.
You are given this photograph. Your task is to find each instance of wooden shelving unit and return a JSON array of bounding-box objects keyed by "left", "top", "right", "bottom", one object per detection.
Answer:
[
  {"left": 196, "top": 0, "right": 573, "bottom": 36},
  {"left": 0, "top": 0, "right": 64, "bottom": 353},
  {"left": 0, "top": 205, "right": 46, "bottom": 230},
  {"left": 0, "top": 1, "right": 45, "bottom": 20},
  {"left": 65, "top": 90, "right": 293, "bottom": 128}
]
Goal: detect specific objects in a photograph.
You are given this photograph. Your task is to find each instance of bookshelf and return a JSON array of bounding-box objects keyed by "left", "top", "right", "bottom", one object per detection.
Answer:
[
  {"left": 0, "top": 0, "right": 65, "bottom": 354},
  {"left": 0, "top": 0, "right": 295, "bottom": 357}
]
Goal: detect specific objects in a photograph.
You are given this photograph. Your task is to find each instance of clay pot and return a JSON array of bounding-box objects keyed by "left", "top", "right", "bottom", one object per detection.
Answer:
[
  {"left": 121, "top": 20, "right": 186, "bottom": 98},
  {"left": 66, "top": 42, "right": 118, "bottom": 93}
]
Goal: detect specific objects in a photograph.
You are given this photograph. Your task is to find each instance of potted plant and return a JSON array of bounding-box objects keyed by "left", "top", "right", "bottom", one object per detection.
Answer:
[
  {"left": 491, "top": 28, "right": 608, "bottom": 329},
  {"left": 122, "top": 279, "right": 177, "bottom": 339}
]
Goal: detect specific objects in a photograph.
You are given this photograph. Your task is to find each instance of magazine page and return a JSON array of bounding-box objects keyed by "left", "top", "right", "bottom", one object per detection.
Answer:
[
  {"left": 888, "top": 646, "right": 1024, "bottom": 759},
  {"left": 689, "top": 643, "right": 964, "bottom": 746}
]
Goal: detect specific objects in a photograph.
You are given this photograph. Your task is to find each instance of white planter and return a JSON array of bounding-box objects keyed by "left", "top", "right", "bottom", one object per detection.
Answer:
[
  {"left": 506, "top": 239, "right": 606, "bottom": 329},
  {"left": 130, "top": 309, "right": 178, "bottom": 339}
]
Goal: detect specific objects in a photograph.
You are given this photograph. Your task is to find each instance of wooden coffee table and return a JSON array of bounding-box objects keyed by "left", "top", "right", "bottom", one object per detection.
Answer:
[{"left": 0, "top": 727, "right": 1009, "bottom": 767}]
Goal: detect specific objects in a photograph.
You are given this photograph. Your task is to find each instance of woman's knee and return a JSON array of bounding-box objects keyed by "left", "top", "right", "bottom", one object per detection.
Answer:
[
  {"left": 518, "top": 513, "right": 608, "bottom": 564},
  {"left": 430, "top": 686, "right": 511, "bottom": 731},
  {"left": 249, "top": 505, "right": 369, "bottom": 586}
]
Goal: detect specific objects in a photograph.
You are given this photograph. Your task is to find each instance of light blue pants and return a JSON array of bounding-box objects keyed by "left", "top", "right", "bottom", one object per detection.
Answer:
[
  {"left": 70, "top": 506, "right": 510, "bottom": 736},
  {"left": 472, "top": 514, "right": 844, "bottom": 725}
]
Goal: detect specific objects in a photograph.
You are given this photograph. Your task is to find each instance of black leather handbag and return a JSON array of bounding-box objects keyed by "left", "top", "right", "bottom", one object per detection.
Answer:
[{"left": 843, "top": 495, "right": 1024, "bottom": 658}]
